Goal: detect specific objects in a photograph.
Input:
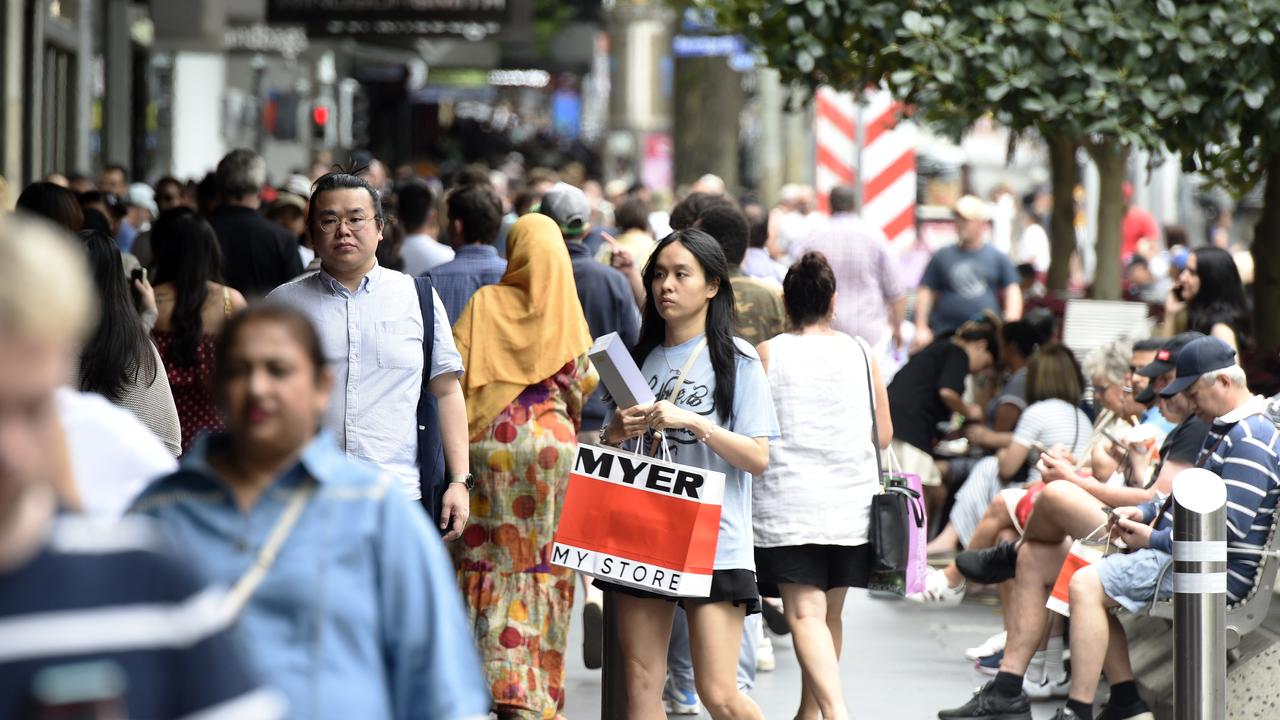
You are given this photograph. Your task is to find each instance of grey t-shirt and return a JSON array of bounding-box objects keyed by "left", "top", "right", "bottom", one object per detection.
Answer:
[
  {"left": 638, "top": 335, "right": 780, "bottom": 571},
  {"left": 920, "top": 244, "right": 1019, "bottom": 333}
]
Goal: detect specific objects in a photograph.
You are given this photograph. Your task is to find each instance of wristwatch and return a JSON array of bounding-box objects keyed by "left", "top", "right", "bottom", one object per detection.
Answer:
[{"left": 448, "top": 473, "right": 474, "bottom": 491}]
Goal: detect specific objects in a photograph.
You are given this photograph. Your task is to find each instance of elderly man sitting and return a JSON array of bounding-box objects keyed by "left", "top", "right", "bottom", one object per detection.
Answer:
[{"left": 939, "top": 336, "right": 1280, "bottom": 720}]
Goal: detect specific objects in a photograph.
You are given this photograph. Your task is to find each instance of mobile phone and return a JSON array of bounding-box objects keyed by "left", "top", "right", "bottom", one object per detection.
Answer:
[
  {"left": 1099, "top": 427, "right": 1131, "bottom": 452},
  {"left": 130, "top": 267, "right": 147, "bottom": 284},
  {"left": 1173, "top": 284, "right": 1185, "bottom": 301},
  {"left": 1029, "top": 440, "right": 1049, "bottom": 454}
]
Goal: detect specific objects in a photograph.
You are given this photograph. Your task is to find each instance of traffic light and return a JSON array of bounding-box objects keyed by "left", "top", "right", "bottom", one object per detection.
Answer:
[{"left": 311, "top": 102, "right": 331, "bottom": 144}]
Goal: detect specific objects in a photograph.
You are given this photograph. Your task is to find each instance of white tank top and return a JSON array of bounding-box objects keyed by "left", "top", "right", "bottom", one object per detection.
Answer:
[{"left": 752, "top": 332, "right": 879, "bottom": 547}]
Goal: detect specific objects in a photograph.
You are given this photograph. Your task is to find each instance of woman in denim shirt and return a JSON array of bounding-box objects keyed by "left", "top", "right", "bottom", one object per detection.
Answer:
[{"left": 131, "top": 304, "right": 490, "bottom": 720}]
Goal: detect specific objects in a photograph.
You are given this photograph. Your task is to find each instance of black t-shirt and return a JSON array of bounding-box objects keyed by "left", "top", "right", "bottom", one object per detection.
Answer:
[
  {"left": 1152, "top": 415, "right": 1211, "bottom": 481},
  {"left": 888, "top": 340, "right": 970, "bottom": 451}
]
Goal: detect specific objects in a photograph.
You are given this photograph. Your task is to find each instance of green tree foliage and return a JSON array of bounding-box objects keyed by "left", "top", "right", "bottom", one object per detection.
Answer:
[{"left": 697, "top": 0, "right": 1278, "bottom": 307}]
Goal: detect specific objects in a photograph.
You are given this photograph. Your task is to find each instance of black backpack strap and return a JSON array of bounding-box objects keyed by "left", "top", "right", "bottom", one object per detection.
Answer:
[{"left": 413, "top": 276, "right": 446, "bottom": 526}]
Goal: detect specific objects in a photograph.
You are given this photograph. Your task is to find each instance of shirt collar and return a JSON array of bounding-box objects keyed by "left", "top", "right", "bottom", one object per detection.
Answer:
[
  {"left": 180, "top": 429, "right": 346, "bottom": 487},
  {"left": 1215, "top": 395, "right": 1268, "bottom": 425},
  {"left": 318, "top": 261, "right": 382, "bottom": 295},
  {"left": 565, "top": 241, "right": 590, "bottom": 258}
]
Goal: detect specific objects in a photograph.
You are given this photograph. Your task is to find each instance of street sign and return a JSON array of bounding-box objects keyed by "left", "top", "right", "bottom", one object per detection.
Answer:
[{"left": 266, "top": 0, "right": 507, "bottom": 39}]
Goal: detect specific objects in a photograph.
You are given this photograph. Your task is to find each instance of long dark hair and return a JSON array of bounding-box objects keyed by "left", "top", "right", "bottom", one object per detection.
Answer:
[
  {"left": 632, "top": 229, "right": 745, "bottom": 423},
  {"left": 17, "top": 182, "right": 84, "bottom": 233},
  {"left": 1188, "top": 246, "right": 1250, "bottom": 343},
  {"left": 783, "top": 251, "right": 836, "bottom": 328},
  {"left": 77, "top": 230, "right": 158, "bottom": 400},
  {"left": 152, "top": 208, "right": 224, "bottom": 366}
]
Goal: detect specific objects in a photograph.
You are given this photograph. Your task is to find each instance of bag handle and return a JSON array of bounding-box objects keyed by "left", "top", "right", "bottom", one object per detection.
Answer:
[
  {"left": 856, "top": 338, "right": 885, "bottom": 488},
  {"left": 647, "top": 337, "right": 708, "bottom": 458},
  {"left": 222, "top": 481, "right": 316, "bottom": 619}
]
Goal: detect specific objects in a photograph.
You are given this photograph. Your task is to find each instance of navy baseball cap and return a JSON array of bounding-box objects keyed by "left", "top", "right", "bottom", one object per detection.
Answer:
[{"left": 1159, "top": 336, "right": 1237, "bottom": 398}]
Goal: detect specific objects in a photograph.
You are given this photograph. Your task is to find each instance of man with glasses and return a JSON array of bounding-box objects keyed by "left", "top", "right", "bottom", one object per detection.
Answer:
[{"left": 270, "top": 171, "right": 472, "bottom": 541}]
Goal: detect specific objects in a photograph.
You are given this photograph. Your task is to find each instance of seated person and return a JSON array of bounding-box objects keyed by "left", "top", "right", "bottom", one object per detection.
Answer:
[
  {"left": 939, "top": 336, "right": 1279, "bottom": 720},
  {"left": 911, "top": 344, "right": 1091, "bottom": 604},
  {"left": 889, "top": 314, "right": 999, "bottom": 520}
]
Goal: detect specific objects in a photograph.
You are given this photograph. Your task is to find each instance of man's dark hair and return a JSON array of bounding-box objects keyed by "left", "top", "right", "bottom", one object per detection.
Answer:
[
  {"left": 829, "top": 185, "right": 856, "bottom": 213},
  {"left": 453, "top": 164, "right": 491, "bottom": 188},
  {"left": 103, "top": 163, "right": 129, "bottom": 181},
  {"left": 396, "top": 181, "right": 434, "bottom": 231},
  {"left": 1016, "top": 262, "right": 1037, "bottom": 281},
  {"left": 669, "top": 191, "right": 735, "bottom": 231},
  {"left": 447, "top": 184, "right": 504, "bottom": 246},
  {"left": 696, "top": 204, "right": 750, "bottom": 267},
  {"left": 307, "top": 170, "right": 384, "bottom": 228},
  {"left": 614, "top": 197, "right": 650, "bottom": 233}
]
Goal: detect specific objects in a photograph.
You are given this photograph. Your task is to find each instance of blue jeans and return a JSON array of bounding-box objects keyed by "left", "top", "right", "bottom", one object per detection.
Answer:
[{"left": 667, "top": 607, "right": 758, "bottom": 691}]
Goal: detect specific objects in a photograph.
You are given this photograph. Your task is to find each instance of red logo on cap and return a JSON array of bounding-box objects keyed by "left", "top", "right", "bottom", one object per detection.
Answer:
[{"left": 1156, "top": 350, "right": 1170, "bottom": 361}]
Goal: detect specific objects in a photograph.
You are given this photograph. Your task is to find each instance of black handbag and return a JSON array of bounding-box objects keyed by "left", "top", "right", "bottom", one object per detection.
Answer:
[{"left": 858, "top": 339, "right": 920, "bottom": 573}]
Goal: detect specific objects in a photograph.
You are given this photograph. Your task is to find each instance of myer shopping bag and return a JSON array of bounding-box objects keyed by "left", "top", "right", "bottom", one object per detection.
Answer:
[
  {"left": 553, "top": 441, "right": 725, "bottom": 597},
  {"left": 868, "top": 470, "right": 928, "bottom": 596},
  {"left": 1046, "top": 524, "right": 1114, "bottom": 616}
]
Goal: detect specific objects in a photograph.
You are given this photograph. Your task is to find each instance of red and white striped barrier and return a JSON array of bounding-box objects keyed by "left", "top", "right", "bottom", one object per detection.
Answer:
[
  {"left": 814, "top": 87, "right": 856, "bottom": 215},
  {"left": 857, "top": 88, "right": 917, "bottom": 248}
]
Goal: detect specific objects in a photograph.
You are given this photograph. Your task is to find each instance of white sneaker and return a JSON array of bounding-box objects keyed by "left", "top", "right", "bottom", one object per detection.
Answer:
[
  {"left": 907, "top": 567, "right": 965, "bottom": 605},
  {"left": 663, "top": 677, "right": 701, "bottom": 715},
  {"left": 755, "top": 637, "right": 776, "bottom": 672},
  {"left": 1023, "top": 673, "right": 1071, "bottom": 700},
  {"left": 965, "top": 630, "right": 1007, "bottom": 661}
]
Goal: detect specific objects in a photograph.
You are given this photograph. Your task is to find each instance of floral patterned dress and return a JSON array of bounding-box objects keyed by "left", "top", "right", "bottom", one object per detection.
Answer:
[{"left": 452, "top": 355, "right": 597, "bottom": 719}]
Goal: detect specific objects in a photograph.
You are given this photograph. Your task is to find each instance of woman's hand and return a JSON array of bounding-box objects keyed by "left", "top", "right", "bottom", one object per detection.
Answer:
[
  {"left": 605, "top": 404, "right": 652, "bottom": 444},
  {"left": 134, "top": 276, "right": 157, "bottom": 316},
  {"left": 646, "top": 400, "right": 705, "bottom": 435},
  {"left": 1165, "top": 285, "right": 1186, "bottom": 316}
]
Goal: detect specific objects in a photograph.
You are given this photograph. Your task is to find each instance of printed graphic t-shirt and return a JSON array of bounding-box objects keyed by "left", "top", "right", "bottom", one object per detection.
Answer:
[{"left": 639, "top": 334, "right": 780, "bottom": 571}]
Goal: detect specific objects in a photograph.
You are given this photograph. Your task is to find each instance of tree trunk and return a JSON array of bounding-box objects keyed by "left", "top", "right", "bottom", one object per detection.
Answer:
[
  {"left": 1085, "top": 138, "right": 1129, "bottom": 300},
  {"left": 1046, "top": 134, "right": 1079, "bottom": 293},
  {"left": 1252, "top": 152, "right": 1280, "bottom": 351},
  {"left": 673, "top": 55, "right": 743, "bottom": 190}
]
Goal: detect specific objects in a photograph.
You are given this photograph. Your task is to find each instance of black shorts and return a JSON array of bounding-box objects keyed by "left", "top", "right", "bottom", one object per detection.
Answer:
[
  {"left": 594, "top": 569, "right": 761, "bottom": 616},
  {"left": 754, "top": 543, "right": 872, "bottom": 598}
]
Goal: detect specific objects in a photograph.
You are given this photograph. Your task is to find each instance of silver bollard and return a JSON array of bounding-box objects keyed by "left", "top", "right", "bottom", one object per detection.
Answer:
[{"left": 1171, "top": 468, "right": 1228, "bottom": 720}]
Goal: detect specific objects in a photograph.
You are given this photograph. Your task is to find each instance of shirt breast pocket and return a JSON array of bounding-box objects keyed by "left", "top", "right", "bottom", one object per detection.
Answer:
[{"left": 376, "top": 320, "right": 422, "bottom": 370}]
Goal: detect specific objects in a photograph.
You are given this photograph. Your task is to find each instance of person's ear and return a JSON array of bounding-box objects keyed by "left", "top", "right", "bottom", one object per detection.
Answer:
[
  {"left": 706, "top": 276, "right": 720, "bottom": 300},
  {"left": 828, "top": 291, "right": 838, "bottom": 317}
]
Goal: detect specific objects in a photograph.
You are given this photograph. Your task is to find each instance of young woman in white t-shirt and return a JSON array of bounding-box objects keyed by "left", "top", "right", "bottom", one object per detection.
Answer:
[
  {"left": 752, "top": 252, "right": 892, "bottom": 720},
  {"left": 599, "top": 228, "right": 779, "bottom": 720}
]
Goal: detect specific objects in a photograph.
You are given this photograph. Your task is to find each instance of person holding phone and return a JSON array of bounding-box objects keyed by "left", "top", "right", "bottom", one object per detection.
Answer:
[
  {"left": 1162, "top": 245, "right": 1250, "bottom": 351},
  {"left": 597, "top": 227, "right": 779, "bottom": 720}
]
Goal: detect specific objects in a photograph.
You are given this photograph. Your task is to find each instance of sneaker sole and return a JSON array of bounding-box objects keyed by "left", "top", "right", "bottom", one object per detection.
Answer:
[
  {"left": 582, "top": 602, "right": 603, "bottom": 670},
  {"left": 762, "top": 601, "right": 790, "bottom": 635},
  {"left": 665, "top": 701, "right": 701, "bottom": 715}
]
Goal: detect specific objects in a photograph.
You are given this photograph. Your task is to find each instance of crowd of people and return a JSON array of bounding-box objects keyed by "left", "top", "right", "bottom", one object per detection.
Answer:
[{"left": 0, "top": 149, "right": 1270, "bottom": 720}]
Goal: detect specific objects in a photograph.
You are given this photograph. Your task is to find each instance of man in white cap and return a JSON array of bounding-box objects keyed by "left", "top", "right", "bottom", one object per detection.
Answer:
[{"left": 912, "top": 194, "right": 1022, "bottom": 352}]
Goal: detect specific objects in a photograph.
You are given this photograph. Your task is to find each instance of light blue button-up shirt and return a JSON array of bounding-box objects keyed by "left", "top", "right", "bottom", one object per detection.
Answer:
[
  {"left": 130, "top": 431, "right": 491, "bottom": 720},
  {"left": 269, "top": 264, "right": 463, "bottom": 499}
]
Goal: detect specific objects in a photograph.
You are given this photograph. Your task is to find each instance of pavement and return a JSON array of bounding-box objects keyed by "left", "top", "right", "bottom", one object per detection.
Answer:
[{"left": 561, "top": 591, "right": 1062, "bottom": 719}]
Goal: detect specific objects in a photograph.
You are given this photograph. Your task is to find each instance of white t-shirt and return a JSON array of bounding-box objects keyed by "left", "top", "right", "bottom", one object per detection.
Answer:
[
  {"left": 57, "top": 387, "right": 177, "bottom": 520},
  {"left": 1016, "top": 223, "right": 1051, "bottom": 273},
  {"left": 400, "top": 233, "right": 455, "bottom": 276},
  {"left": 638, "top": 335, "right": 779, "bottom": 571},
  {"left": 754, "top": 333, "right": 878, "bottom": 547},
  {"left": 1011, "top": 399, "right": 1092, "bottom": 482}
]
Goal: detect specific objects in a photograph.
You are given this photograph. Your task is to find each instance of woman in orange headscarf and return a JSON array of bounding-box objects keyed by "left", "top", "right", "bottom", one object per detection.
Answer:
[{"left": 451, "top": 213, "right": 598, "bottom": 720}]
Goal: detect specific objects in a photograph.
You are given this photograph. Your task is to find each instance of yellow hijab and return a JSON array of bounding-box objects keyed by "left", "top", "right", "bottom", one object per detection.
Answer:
[{"left": 454, "top": 213, "right": 593, "bottom": 438}]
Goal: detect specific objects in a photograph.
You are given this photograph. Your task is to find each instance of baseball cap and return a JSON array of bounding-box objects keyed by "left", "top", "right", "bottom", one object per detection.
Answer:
[
  {"left": 538, "top": 182, "right": 591, "bottom": 237},
  {"left": 1136, "top": 332, "right": 1205, "bottom": 380},
  {"left": 954, "top": 194, "right": 991, "bottom": 222},
  {"left": 1159, "top": 336, "right": 1237, "bottom": 398},
  {"left": 282, "top": 173, "right": 312, "bottom": 200},
  {"left": 124, "top": 182, "right": 158, "bottom": 217}
]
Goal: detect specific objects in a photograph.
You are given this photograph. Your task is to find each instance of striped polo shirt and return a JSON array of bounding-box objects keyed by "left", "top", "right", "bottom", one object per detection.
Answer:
[{"left": 0, "top": 515, "right": 281, "bottom": 719}]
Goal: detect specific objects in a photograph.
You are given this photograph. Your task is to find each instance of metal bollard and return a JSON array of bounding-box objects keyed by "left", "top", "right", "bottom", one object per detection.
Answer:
[
  {"left": 601, "top": 592, "right": 625, "bottom": 717},
  {"left": 1171, "top": 468, "right": 1228, "bottom": 720}
]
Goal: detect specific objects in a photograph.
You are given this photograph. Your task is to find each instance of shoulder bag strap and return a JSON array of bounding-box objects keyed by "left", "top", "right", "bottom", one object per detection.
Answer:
[
  {"left": 413, "top": 276, "right": 445, "bottom": 517},
  {"left": 856, "top": 337, "right": 885, "bottom": 487},
  {"left": 647, "top": 337, "right": 708, "bottom": 457},
  {"left": 223, "top": 481, "right": 316, "bottom": 619}
]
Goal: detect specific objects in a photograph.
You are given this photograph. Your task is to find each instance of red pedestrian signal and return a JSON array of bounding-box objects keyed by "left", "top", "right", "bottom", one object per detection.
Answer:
[{"left": 312, "top": 105, "right": 330, "bottom": 126}]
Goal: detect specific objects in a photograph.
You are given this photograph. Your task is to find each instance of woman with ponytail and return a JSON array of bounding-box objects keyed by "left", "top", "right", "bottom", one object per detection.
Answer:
[
  {"left": 751, "top": 251, "right": 890, "bottom": 720},
  {"left": 598, "top": 227, "right": 779, "bottom": 720}
]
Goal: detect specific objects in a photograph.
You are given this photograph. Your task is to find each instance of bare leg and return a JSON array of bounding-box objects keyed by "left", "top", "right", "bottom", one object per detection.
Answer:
[
  {"left": 1000, "top": 539, "right": 1072, "bottom": 675},
  {"left": 686, "top": 601, "right": 765, "bottom": 720},
  {"left": 1066, "top": 565, "right": 1122, "bottom": 705},
  {"left": 1021, "top": 482, "right": 1108, "bottom": 545},
  {"left": 781, "top": 585, "right": 848, "bottom": 720},
  {"left": 969, "top": 497, "right": 1017, "bottom": 551},
  {"left": 614, "top": 593, "right": 677, "bottom": 720},
  {"left": 927, "top": 523, "right": 961, "bottom": 555}
]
